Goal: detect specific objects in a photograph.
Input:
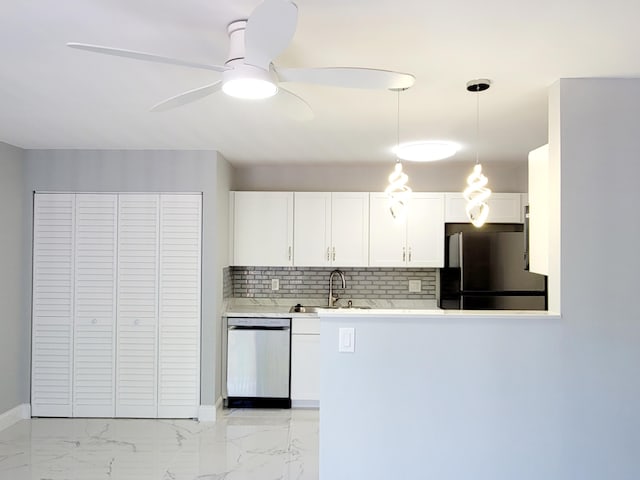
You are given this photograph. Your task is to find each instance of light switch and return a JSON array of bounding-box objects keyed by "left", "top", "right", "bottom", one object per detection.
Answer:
[
  {"left": 408, "top": 279, "right": 421, "bottom": 293},
  {"left": 271, "top": 278, "right": 279, "bottom": 290},
  {"left": 338, "top": 327, "right": 355, "bottom": 353}
]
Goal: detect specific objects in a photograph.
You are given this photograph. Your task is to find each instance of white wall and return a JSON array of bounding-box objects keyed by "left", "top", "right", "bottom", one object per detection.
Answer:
[
  {"left": 233, "top": 161, "right": 527, "bottom": 192},
  {"left": 23, "top": 149, "right": 231, "bottom": 408},
  {"left": 319, "top": 78, "right": 640, "bottom": 479},
  {"left": 0, "top": 142, "right": 26, "bottom": 414}
]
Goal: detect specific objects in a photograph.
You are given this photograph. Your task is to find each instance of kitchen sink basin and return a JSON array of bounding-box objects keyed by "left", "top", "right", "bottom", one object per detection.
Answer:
[{"left": 289, "top": 304, "right": 371, "bottom": 313}]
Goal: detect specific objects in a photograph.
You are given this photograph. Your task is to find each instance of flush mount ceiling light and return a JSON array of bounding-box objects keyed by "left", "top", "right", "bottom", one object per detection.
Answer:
[
  {"left": 463, "top": 78, "right": 492, "bottom": 228},
  {"left": 385, "top": 88, "right": 412, "bottom": 221},
  {"left": 394, "top": 141, "right": 460, "bottom": 162}
]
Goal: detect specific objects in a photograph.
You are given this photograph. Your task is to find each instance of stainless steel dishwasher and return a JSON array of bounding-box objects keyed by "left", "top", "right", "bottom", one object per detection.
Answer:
[{"left": 226, "top": 317, "right": 292, "bottom": 408}]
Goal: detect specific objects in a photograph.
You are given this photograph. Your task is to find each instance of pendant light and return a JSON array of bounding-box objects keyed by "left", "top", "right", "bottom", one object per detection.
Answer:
[
  {"left": 463, "top": 79, "right": 492, "bottom": 227},
  {"left": 385, "top": 88, "right": 412, "bottom": 221}
]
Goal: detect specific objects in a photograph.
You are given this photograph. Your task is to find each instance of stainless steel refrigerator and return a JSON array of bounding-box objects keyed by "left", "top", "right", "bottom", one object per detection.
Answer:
[{"left": 439, "top": 231, "right": 547, "bottom": 310}]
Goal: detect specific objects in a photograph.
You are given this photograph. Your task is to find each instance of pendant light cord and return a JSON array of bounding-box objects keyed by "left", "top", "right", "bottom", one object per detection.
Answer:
[
  {"left": 396, "top": 89, "right": 401, "bottom": 163},
  {"left": 475, "top": 89, "right": 480, "bottom": 166}
]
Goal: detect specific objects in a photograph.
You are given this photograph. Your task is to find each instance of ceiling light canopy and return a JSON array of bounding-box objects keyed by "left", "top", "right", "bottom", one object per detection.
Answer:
[{"left": 394, "top": 141, "right": 460, "bottom": 162}]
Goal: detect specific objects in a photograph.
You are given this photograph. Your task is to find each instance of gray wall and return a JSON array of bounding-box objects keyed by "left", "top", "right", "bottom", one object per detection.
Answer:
[
  {"left": 319, "top": 78, "right": 640, "bottom": 479},
  {"left": 232, "top": 161, "right": 527, "bottom": 192},
  {"left": 214, "top": 157, "right": 232, "bottom": 400},
  {"left": 23, "top": 149, "right": 231, "bottom": 407},
  {"left": 0, "top": 142, "right": 26, "bottom": 414}
]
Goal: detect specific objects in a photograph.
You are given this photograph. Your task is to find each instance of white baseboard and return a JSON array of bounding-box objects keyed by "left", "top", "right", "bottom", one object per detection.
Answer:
[
  {"left": 198, "top": 404, "right": 215, "bottom": 422},
  {"left": 199, "top": 397, "right": 224, "bottom": 422},
  {"left": 0, "top": 404, "right": 30, "bottom": 432}
]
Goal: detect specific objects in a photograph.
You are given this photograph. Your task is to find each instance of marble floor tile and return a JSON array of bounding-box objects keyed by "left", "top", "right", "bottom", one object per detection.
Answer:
[{"left": 0, "top": 409, "right": 319, "bottom": 480}]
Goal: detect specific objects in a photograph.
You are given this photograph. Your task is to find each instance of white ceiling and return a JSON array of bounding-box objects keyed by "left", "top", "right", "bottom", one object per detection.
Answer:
[{"left": 2, "top": 0, "right": 640, "bottom": 166}]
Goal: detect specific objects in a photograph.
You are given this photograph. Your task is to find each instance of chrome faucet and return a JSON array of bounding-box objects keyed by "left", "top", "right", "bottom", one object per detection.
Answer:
[{"left": 328, "top": 269, "right": 346, "bottom": 307}]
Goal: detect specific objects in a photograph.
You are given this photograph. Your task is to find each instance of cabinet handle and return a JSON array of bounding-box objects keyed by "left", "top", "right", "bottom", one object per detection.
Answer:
[
  {"left": 326, "top": 247, "right": 330, "bottom": 261},
  {"left": 402, "top": 247, "right": 406, "bottom": 262},
  {"left": 332, "top": 247, "right": 336, "bottom": 262},
  {"left": 288, "top": 246, "right": 292, "bottom": 261},
  {"left": 408, "top": 247, "right": 412, "bottom": 262}
]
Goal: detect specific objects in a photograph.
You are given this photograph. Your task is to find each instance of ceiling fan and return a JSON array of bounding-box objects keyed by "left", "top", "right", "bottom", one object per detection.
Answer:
[{"left": 67, "top": 0, "right": 415, "bottom": 120}]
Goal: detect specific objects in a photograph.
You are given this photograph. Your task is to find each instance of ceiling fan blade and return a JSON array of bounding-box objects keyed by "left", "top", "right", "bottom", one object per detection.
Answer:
[
  {"left": 278, "top": 67, "right": 416, "bottom": 90},
  {"left": 274, "top": 87, "right": 314, "bottom": 121},
  {"left": 67, "top": 43, "right": 229, "bottom": 73},
  {"left": 150, "top": 81, "right": 223, "bottom": 112},
  {"left": 244, "top": 0, "right": 298, "bottom": 69}
]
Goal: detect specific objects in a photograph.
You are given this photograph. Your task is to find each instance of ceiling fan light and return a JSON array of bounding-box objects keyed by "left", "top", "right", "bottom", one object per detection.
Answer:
[
  {"left": 222, "top": 78, "right": 278, "bottom": 99},
  {"left": 394, "top": 141, "right": 460, "bottom": 162},
  {"left": 222, "top": 64, "right": 278, "bottom": 99}
]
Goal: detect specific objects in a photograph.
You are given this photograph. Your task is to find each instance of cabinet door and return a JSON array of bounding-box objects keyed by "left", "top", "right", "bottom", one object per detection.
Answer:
[
  {"left": 445, "top": 192, "right": 522, "bottom": 223},
  {"left": 291, "top": 334, "right": 320, "bottom": 406},
  {"left": 294, "top": 192, "right": 331, "bottom": 266},
  {"left": 406, "top": 193, "right": 445, "bottom": 267},
  {"left": 116, "top": 194, "right": 159, "bottom": 418},
  {"left": 73, "top": 194, "right": 117, "bottom": 417},
  {"left": 369, "top": 193, "right": 407, "bottom": 267},
  {"left": 528, "top": 145, "right": 549, "bottom": 275},
  {"left": 158, "top": 194, "right": 201, "bottom": 418},
  {"left": 331, "top": 193, "right": 369, "bottom": 266},
  {"left": 233, "top": 192, "right": 293, "bottom": 266},
  {"left": 31, "top": 193, "right": 75, "bottom": 417}
]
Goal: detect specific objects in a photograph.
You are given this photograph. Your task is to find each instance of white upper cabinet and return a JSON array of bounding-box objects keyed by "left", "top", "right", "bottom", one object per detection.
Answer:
[
  {"left": 293, "top": 192, "right": 369, "bottom": 267},
  {"left": 294, "top": 192, "right": 332, "bottom": 266},
  {"left": 406, "top": 194, "right": 445, "bottom": 267},
  {"left": 528, "top": 145, "right": 549, "bottom": 275},
  {"left": 330, "top": 193, "right": 369, "bottom": 267},
  {"left": 231, "top": 192, "right": 294, "bottom": 266},
  {"left": 444, "top": 192, "right": 523, "bottom": 223},
  {"left": 369, "top": 193, "right": 444, "bottom": 267}
]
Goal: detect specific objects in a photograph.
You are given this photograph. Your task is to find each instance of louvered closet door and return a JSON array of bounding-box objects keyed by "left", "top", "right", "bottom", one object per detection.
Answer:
[
  {"left": 31, "top": 193, "right": 75, "bottom": 417},
  {"left": 158, "top": 194, "right": 202, "bottom": 418},
  {"left": 116, "top": 194, "right": 159, "bottom": 418},
  {"left": 72, "top": 194, "right": 117, "bottom": 417}
]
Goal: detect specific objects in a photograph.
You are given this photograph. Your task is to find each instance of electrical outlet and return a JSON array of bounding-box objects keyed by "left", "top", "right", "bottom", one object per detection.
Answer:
[
  {"left": 408, "top": 279, "right": 421, "bottom": 293},
  {"left": 271, "top": 278, "right": 280, "bottom": 291}
]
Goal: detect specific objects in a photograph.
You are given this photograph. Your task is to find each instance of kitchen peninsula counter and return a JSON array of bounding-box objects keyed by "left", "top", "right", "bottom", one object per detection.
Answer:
[{"left": 319, "top": 307, "right": 562, "bottom": 480}]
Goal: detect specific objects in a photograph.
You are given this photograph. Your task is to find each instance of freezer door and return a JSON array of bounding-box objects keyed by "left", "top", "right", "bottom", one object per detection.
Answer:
[
  {"left": 227, "top": 327, "right": 291, "bottom": 398},
  {"left": 460, "top": 232, "right": 546, "bottom": 291}
]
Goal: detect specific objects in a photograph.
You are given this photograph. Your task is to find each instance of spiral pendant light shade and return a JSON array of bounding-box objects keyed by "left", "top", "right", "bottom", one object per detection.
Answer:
[
  {"left": 463, "top": 163, "right": 491, "bottom": 227},
  {"left": 385, "top": 161, "right": 412, "bottom": 220},
  {"left": 386, "top": 88, "right": 411, "bottom": 221},
  {"left": 464, "top": 79, "right": 492, "bottom": 227}
]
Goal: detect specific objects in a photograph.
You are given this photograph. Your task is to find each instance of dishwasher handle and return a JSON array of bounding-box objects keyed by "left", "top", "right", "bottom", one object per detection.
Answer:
[
  {"left": 228, "top": 325, "right": 290, "bottom": 331},
  {"left": 227, "top": 317, "right": 291, "bottom": 329}
]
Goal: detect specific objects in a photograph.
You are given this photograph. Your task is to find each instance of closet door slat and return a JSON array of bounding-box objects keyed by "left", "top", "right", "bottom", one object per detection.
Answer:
[
  {"left": 32, "top": 193, "right": 75, "bottom": 417},
  {"left": 73, "top": 194, "right": 117, "bottom": 417},
  {"left": 116, "top": 194, "right": 159, "bottom": 418},
  {"left": 158, "top": 194, "right": 202, "bottom": 418}
]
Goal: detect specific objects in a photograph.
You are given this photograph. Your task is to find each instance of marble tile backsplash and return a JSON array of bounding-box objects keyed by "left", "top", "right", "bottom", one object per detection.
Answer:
[{"left": 229, "top": 266, "right": 437, "bottom": 299}]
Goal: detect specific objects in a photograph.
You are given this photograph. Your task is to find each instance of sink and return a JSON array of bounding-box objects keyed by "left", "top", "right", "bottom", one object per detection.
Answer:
[{"left": 289, "top": 304, "right": 371, "bottom": 313}]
